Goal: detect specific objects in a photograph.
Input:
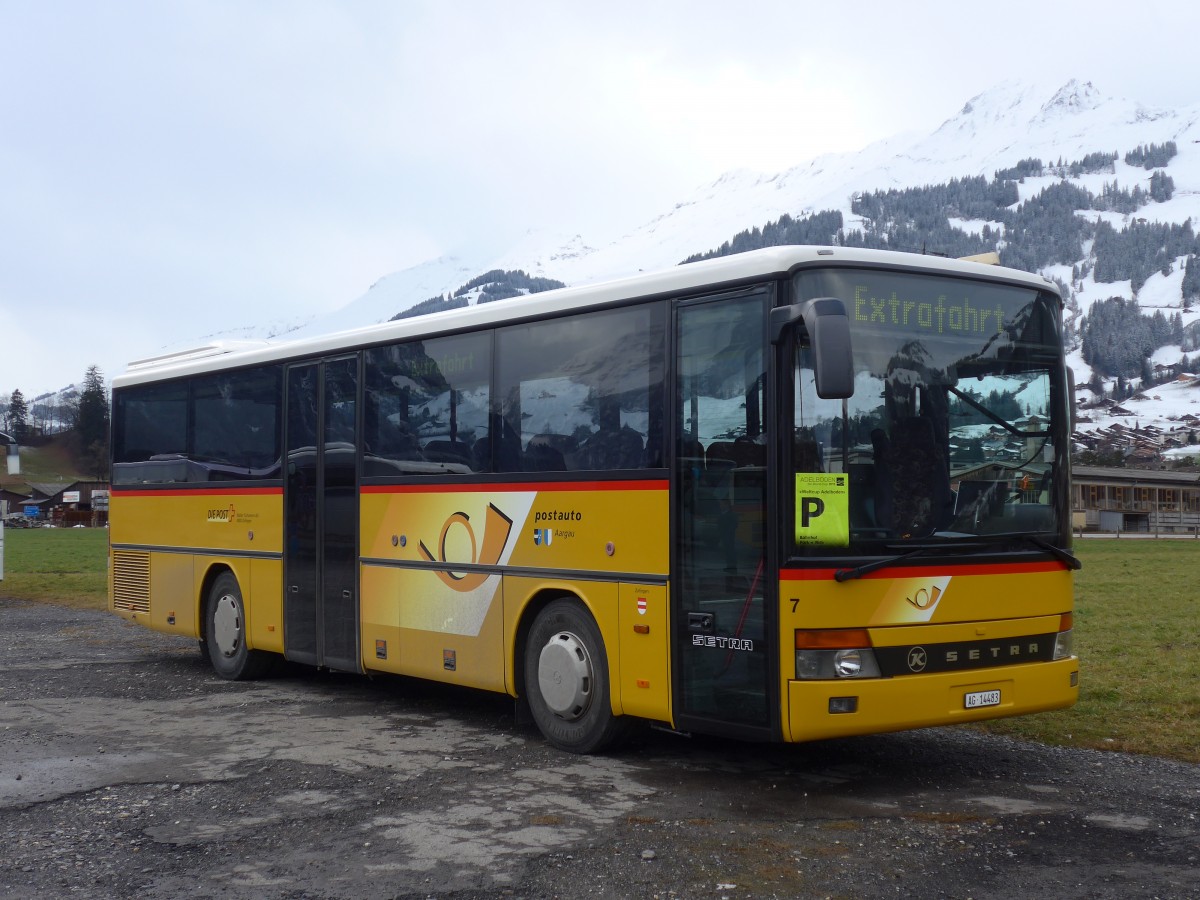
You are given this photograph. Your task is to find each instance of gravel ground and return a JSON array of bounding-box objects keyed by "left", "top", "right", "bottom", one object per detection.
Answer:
[{"left": 1, "top": 597, "right": 1198, "bottom": 899}]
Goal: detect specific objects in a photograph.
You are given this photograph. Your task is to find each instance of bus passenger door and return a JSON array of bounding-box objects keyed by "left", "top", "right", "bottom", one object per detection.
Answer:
[
  {"left": 284, "top": 357, "right": 361, "bottom": 673},
  {"left": 673, "top": 288, "right": 776, "bottom": 738}
]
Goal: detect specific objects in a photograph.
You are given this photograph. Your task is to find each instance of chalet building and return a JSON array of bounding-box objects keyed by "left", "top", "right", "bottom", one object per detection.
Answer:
[
  {"left": 1072, "top": 418, "right": 1200, "bottom": 467},
  {"left": 1, "top": 487, "right": 32, "bottom": 519},
  {"left": 27, "top": 480, "right": 109, "bottom": 526},
  {"left": 1072, "top": 465, "right": 1200, "bottom": 534}
]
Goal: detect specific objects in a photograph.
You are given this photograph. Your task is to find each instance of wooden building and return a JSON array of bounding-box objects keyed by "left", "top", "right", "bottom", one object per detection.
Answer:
[
  {"left": 27, "top": 480, "right": 110, "bottom": 526},
  {"left": 1072, "top": 465, "right": 1200, "bottom": 534}
]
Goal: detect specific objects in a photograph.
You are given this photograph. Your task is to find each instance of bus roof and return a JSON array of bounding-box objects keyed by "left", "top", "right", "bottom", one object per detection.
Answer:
[{"left": 113, "top": 245, "right": 1058, "bottom": 389}]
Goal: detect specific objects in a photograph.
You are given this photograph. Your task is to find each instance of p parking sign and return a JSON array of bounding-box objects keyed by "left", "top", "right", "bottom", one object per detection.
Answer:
[{"left": 794, "top": 472, "right": 849, "bottom": 547}]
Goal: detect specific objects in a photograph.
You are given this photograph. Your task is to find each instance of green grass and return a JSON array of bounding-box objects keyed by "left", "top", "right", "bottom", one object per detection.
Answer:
[
  {"left": 976, "top": 539, "right": 1200, "bottom": 763},
  {"left": 2, "top": 529, "right": 1198, "bottom": 763},
  {"left": 0, "top": 526, "right": 108, "bottom": 608}
]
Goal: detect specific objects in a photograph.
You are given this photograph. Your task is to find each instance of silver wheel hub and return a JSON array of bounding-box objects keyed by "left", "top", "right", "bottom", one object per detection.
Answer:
[
  {"left": 212, "top": 593, "right": 243, "bottom": 659},
  {"left": 537, "top": 631, "right": 593, "bottom": 720}
]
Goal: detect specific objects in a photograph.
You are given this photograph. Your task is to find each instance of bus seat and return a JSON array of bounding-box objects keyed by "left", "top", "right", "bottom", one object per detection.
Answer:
[
  {"left": 707, "top": 441, "right": 764, "bottom": 468},
  {"left": 578, "top": 426, "right": 644, "bottom": 470},
  {"left": 423, "top": 439, "right": 474, "bottom": 467},
  {"left": 876, "top": 418, "right": 952, "bottom": 537},
  {"left": 678, "top": 435, "right": 705, "bottom": 466},
  {"left": 491, "top": 417, "right": 523, "bottom": 472},
  {"left": 524, "top": 434, "right": 568, "bottom": 471},
  {"left": 369, "top": 417, "right": 421, "bottom": 462},
  {"left": 870, "top": 429, "right": 894, "bottom": 531},
  {"left": 794, "top": 437, "right": 823, "bottom": 472},
  {"left": 954, "top": 480, "right": 1009, "bottom": 526},
  {"left": 1005, "top": 501, "right": 1053, "bottom": 532},
  {"left": 847, "top": 462, "right": 883, "bottom": 533}
]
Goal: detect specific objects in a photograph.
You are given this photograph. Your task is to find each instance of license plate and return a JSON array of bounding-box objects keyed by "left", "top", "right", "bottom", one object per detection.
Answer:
[{"left": 964, "top": 689, "right": 1001, "bottom": 709}]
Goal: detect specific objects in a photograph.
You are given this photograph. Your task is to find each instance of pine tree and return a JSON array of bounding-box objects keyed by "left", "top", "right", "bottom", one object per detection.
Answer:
[
  {"left": 74, "top": 366, "right": 110, "bottom": 478},
  {"left": 1149, "top": 171, "right": 1175, "bottom": 203},
  {"left": 6, "top": 389, "right": 29, "bottom": 440},
  {"left": 1141, "top": 358, "right": 1156, "bottom": 388},
  {"left": 1183, "top": 256, "right": 1200, "bottom": 310}
]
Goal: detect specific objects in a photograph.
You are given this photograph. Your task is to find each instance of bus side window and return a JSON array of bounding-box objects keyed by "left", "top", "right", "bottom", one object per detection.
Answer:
[
  {"left": 364, "top": 333, "right": 491, "bottom": 474},
  {"left": 112, "top": 380, "right": 189, "bottom": 480},
  {"left": 363, "top": 391, "right": 421, "bottom": 462},
  {"left": 496, "top": 303, "right": 664, "bottom": 473}
]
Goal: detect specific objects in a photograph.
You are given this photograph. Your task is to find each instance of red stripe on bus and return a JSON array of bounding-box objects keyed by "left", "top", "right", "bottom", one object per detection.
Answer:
[
  {"left": 111, "top": 486, "right": 283, "bottom": 498},
  {"left": 362, "top": 480, "right": 669, "bottom": 494},
  {"left": 780, "top": 560, "right": 1068, "bottom": 580}
]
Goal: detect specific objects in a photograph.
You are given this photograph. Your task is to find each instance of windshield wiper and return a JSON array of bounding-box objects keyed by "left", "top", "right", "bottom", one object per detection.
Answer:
[
  {"left": 832, "top": 535, "right": 1079, "bottom": 582},
  {"left": 992, "top": 533, "right": 1083, "bottom": 570},
  {"left": 833, "top": 541, "right": 985, "bottom": 583}
]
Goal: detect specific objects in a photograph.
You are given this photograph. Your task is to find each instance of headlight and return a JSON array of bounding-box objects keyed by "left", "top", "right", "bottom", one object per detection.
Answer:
[
  {"left": 1053, "top": 613, "right": 1074, "bottom": 660},
  {"left": 1053, "top": 628, "right": 1073, "bottom": 660},
  {"left": 794, "top": 648, "right": 882, "bottom": 679},
  {"left": 834, "top": 648, "right": 866, "bottom": 677}
]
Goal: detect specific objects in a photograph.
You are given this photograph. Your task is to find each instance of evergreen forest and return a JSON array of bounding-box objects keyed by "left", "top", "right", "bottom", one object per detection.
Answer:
[{"left": 393, "top": 269, "right": 566, "bottom": 320}]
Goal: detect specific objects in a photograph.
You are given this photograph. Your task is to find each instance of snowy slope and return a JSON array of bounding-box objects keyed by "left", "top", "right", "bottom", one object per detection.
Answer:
[
  {"left": 281, "top": 254, "right": 486, "bottom": 342},
  {"left": 265, "top": 80, "right": 1200, "bottom": 439},
  {"left": 315, "top": 80, "right": 1200, "bottom": 313},
  {"left": 519, "top": 80, "right": 1200, "bottom": 288}
]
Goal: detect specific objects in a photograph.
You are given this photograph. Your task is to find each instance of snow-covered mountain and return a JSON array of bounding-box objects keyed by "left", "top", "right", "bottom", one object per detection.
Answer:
[
  {"left": 305, "top": 80, "right": 1198, "bottom": 298},
  {"left": 519, "top": 80, "right": 1200, "bottom": 289},
  {"left": 266, "top": 80, "right": 1200, "bottom": 448}
]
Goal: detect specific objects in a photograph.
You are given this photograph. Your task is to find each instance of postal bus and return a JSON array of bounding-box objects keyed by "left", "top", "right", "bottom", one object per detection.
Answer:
[{"left": 109, "top": 245, "right": 1079, "bottom": 753}]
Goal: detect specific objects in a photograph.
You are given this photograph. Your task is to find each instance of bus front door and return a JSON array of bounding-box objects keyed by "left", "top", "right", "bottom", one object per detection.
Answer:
[
  {"left": 673, "top": 289, "right": 775, "bottom": 738},
  {"left": 284, "top": 357, "right": 361, "bottom": 673}
]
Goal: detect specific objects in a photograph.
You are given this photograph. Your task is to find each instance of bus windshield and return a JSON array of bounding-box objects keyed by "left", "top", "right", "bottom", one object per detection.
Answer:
[{"left": 789, "top": 267, "right": 1069, "bottom": 555}]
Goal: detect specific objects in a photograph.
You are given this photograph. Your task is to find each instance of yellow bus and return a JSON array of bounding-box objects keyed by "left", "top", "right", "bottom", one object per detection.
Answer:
[{"left": 109, "top": 246, "right": 1079, "bottom": 753}]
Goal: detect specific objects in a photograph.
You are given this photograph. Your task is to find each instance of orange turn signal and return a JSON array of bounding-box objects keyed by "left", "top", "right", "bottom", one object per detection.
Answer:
[{"left": 795, "top": 628, "right": 873, "bottom": 650}]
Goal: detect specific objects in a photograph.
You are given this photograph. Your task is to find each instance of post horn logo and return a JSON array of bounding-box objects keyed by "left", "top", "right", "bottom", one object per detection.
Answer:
[{"left": 418, "top": 503, "right": 513, "bottom": 591}]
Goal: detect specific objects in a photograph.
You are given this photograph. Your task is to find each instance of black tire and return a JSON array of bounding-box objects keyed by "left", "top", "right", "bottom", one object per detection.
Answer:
[
  {"left": 523, "top": 599, "right": 629, "bottom": 754},
  {"left": 204, "top": 571, "right": 273, "bottom": 680}
]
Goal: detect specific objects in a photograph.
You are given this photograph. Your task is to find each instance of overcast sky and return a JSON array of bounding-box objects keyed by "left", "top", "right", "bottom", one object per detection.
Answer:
[{"left": 3, "top": 0, "right": 1198, "bottom": 399}]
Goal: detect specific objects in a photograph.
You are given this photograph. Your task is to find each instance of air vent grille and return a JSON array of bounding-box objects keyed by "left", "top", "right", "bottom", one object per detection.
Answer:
[{"left": 112, "top": 550, "right": 151, "bottom": 614}]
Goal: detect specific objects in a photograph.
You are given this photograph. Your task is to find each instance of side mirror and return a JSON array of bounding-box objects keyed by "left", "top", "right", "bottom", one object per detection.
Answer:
[{"left": 771, "top": 298, "right": 855, "bottom": 399}]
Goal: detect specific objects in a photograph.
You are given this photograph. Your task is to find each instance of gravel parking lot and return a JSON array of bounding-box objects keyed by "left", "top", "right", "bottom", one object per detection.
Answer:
[{"left": 1, "top": 597, "right": 1198, "bottom": 899}]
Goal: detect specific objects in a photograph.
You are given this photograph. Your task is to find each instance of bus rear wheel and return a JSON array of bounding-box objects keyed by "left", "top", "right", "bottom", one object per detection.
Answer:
[
  {"left": 204, "top": 571, "right": 272, "bottom": 680},
  {"left": 524, "top": 599, "right": 628, "bottom": 754}
]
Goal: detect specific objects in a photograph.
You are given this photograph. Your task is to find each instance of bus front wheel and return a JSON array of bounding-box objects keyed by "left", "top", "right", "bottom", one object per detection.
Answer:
[
  {"left": 204, "top": 572, "right": 272, "bottom": 680},
  {"left": 524, "top": 599, "right": 627, "bottom": 754}
]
